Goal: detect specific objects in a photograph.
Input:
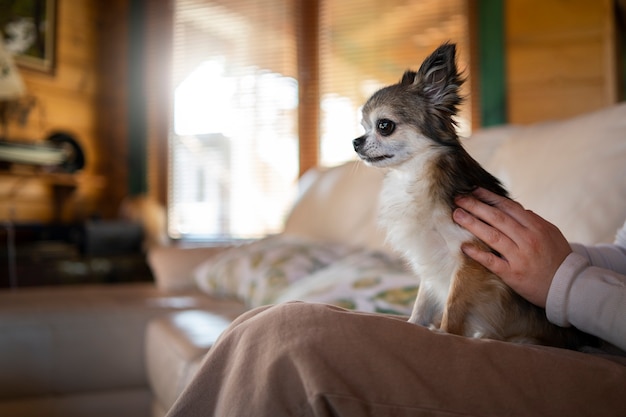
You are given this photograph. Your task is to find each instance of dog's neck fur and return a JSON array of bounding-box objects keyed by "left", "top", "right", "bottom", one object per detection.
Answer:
[{"left": 379, "top": 147, "right": 473, "bottom": 300}]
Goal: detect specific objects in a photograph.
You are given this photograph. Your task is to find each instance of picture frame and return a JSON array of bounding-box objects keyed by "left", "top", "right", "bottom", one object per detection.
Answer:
[{"left": 0, "top": 0, "right": 56, "bottom": 73}]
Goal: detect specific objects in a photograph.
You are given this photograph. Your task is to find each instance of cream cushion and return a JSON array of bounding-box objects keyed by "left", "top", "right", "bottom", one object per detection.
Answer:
[
  {"left": 482, "top": 103, "right": 626, "bottom": 244},
  {"left": 283, "top": 161, "right": 390, "bottom": 253},
  {"left": 148, "top": 246, "right": 229, "bottom": 292}
]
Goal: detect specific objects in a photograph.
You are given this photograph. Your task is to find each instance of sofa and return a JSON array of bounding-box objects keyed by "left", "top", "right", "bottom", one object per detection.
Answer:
[{"left": 1, "top": 103, "right": 625, "bottom": 417}]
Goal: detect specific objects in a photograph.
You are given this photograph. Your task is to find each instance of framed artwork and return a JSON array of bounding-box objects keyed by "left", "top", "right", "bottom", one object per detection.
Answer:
[{"left": 0, "top": 0, "right": 56, "bottom": 73}]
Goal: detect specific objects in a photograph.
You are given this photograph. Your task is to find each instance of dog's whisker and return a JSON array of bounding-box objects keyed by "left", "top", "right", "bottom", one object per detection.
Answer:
[{"left": 349, "top": 159, "right": 362, "bottom": 176}]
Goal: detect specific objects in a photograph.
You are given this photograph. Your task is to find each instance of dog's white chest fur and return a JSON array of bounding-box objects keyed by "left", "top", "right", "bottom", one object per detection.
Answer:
[{"left": 379, "top": 156, "right": 472, "bottom": 324}]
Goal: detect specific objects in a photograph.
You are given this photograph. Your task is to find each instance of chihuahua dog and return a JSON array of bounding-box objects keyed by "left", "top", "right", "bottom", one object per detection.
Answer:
[{"left": 353, "top": 43, "right": 593, "bottom": 349}]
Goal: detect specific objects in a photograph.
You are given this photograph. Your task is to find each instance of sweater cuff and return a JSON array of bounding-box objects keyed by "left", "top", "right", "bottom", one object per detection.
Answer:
[{"left": 546, "top": 252, "right": 590, "bottom": 327}]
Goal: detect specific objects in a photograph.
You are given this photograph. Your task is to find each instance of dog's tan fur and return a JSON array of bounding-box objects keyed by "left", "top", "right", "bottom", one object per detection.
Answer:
[{"left": 353, "top": 43, "right": 594, "bottom": 349}]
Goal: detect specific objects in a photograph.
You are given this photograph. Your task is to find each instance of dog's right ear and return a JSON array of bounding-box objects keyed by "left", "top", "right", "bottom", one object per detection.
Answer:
[{"left": 400, "top": 70, "right": 418, "bottom": 86}]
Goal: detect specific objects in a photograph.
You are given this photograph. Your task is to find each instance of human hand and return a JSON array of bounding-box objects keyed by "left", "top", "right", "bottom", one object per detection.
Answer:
[{"left": 452, "top": 188, "right": 572, "bottom": 308}]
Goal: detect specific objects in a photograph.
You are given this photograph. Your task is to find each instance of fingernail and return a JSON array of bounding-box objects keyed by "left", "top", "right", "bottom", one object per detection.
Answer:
[
  {"left": 453, "top": 207, "right": 467, "bottom": 222},
  {"left": 460, "top": 242, "right": 475, "bottom": 255}
]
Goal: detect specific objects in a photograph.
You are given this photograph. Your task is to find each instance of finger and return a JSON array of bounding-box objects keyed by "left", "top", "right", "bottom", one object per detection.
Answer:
[
  {"left": 470, "top": 188, "right": 533, "bottom": 228},
  {"left": 461, "top": 243, "right": 509, "bottom": 276},
  {"left": 470, "top": 187, "right": 510, "bottom": 207},
  {"left": 453, "top": 207, "right": 518, "bottom": 255},
  {"left": 454, "top": 194, "right": 525, "bottom": 242}
]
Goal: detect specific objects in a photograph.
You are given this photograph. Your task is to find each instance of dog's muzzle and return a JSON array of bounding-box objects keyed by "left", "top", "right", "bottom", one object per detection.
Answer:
[
  {"left": 352, "top": 135, "right": 366, "bottom": 152},
  {"left": 352, "top": 135, "right": 393, "bottom": 163}
]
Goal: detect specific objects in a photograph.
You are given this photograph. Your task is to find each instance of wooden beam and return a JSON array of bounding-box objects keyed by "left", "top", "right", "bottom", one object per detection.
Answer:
[
  {"left": 128, "top": 0, "right": 148, "bottom": 195},
  {"left": 296, "top": 0, "right": 320, "bottom": 177},
  {"left": 144, "top": 0, "right": 173, "bottom": 206}
]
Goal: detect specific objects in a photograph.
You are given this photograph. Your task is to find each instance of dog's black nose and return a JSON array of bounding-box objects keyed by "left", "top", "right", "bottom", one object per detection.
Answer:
[{"left": 353, "top": 136, "right": 365, "bottom": 152}]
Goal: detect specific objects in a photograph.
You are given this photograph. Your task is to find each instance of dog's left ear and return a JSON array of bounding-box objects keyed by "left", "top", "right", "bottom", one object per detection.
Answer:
[
  {"left": 400, "top": 70, "right": 418, "bottom": 86},
  {"left": 413, "top": 42, "right": 463, "bottom": 114}
]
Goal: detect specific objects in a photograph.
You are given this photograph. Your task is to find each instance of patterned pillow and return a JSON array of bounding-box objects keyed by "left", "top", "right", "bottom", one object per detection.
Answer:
[
  {"left": 194, "top": 235, "right": 357, "bottom": 307},
  {"left": 274, "top": 250, "right": 419, "bottom": 316}
]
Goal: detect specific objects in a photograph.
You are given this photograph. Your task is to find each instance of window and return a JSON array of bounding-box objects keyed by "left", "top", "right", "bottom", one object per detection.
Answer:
[
  {"left": 168, "top": 0, "right": 472, "bottom": 240},
  {"left": 169, "top": 0, "right": 298, "bottom": 240}
]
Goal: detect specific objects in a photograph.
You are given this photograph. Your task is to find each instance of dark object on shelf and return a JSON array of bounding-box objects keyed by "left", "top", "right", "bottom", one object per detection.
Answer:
[
  {"left": 82, "top": 220, "right": 144, "bottom": 257},
  {"left": 0, "top": 131, "right": 85, "bottom": 173},
  {"left": 47, "top": 132, "right": 86, "bottom": 173}
]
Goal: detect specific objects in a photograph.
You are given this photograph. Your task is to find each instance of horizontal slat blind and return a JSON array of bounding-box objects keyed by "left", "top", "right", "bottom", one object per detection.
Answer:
[
  {"left": 169, "top": 0, "right": 298, "bottom": 239},
  {"left": 168, "top": 0, "right": 472, "bottom": 239}
]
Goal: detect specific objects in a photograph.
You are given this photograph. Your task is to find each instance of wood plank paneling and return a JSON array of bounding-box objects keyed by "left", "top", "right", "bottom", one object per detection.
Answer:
[
  {"left": 1, "top": 0, "right": 622, "bottom": 225},
  {"left": 506, "top": 0, "right": 617, "bottom": 124},
  {"left": 0, "top": 0, "right": 130, "bottom": 224}
]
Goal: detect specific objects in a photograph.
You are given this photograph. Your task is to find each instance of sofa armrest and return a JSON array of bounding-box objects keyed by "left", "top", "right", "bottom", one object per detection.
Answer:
[
  {"left": 146, "top": 310, "right": 239, "bottom": 413},
  {"left": 147, "top": 246, "right": 233, "bottom": 292}
]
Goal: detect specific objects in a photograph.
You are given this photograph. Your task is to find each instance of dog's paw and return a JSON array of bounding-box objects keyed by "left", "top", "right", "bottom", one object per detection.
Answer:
[
  {"left": 428, "top": 324, "right": 445, "bottom": 333},
  {"left": 471, "top": 330, "right": 486, "bottom": 339}
]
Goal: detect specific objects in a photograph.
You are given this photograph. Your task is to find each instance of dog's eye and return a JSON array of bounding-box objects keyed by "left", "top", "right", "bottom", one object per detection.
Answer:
[{"left": 377, "top": 119, "right": 396, "bottom": 136}]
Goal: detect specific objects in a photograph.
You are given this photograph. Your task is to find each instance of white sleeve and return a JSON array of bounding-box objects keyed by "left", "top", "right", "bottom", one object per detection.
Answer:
[
  {"left": 569, "top": 243, "right": 626, "bottom": 275},
  {"left": 546, "top": 252, "right": 626, "bottom": 351}
]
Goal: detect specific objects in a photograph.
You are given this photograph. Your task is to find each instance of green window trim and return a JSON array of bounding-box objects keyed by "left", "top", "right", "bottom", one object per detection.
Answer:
[{"left": 477, "top": 0, "right": 506, "bottom": 127}]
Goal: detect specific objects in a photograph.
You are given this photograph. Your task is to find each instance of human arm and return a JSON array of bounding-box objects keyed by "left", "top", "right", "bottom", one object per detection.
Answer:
[
  {"left": 453, "top": 188, "right": 626, "bottom": 351},
  {"left": 548, "top": 250, "right": 626, "bottom": 351}
]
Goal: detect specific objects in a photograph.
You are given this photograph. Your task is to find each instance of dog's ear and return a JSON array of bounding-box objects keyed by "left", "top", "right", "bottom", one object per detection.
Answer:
[
  {"left": 412, "top": 42, "right": 464, "bottom": 143},
  {"left": 400, "top": 70, "right": 418, "bottom": 86},
  {"left": 414, "top": 42, "right": 463, "bottom": 110}
]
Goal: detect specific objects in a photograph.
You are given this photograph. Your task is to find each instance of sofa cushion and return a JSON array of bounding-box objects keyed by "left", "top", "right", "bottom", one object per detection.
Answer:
[
  {"left": 283, "top": 161, "right": 391, "bottom": 253},
  {"left": 274, "top": 250, "right": 418, "bottom": 316},
  {"left": 148, "top": 246, "right": 231, "bottom": 292},
  {"left": 194, "top": 235, "right": 357, "bottom": 307},
  {"left": 462, "top": 125, "right": 521, "bottom": 166},
  {"left": 484, "top": 103, "right": 626, "bottom": 245}
]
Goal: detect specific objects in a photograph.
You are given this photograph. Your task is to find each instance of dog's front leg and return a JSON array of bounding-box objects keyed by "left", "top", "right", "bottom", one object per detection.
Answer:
[
  {"left": 440, "top": 287, "right": 468, "bottom": 336},
  {"left": 408, "top": 282, "right": 443, "bottom": 328},
  {"left": 441, "top": 258, "right": 492, "bottom": 338}
]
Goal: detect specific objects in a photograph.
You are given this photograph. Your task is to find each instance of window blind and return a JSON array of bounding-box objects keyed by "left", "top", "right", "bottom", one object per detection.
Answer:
[
  {"left": 168, "top": 0, "right": 472, "bottom": 240},
  {"left": 169, "top": 0, "right": 298, "bottom": 240}
]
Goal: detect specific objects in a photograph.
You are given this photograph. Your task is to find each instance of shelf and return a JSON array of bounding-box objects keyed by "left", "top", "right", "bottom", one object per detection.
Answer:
[
  {"left": 0, "top": 169, "right": 105, "bottom": 188},
  {"left": 0, "top": 168, "right": 106, "bottom": 222}
]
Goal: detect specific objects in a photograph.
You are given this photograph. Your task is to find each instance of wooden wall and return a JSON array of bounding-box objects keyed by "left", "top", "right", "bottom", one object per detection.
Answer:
[
  {"left": 1, "top": 0, "right": 130, "bottom": 224},
  {"left": 1, "top": 0, "right": 622, "bottom": 227},
  {"left": 506, "top": 0, "right": 619, "bottom": 124}
]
